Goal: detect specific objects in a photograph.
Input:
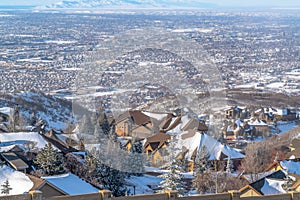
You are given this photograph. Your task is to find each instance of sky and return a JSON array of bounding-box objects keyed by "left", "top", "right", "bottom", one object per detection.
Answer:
[{"left": 0, "top": 0, "right": 299, "bottom": 7}]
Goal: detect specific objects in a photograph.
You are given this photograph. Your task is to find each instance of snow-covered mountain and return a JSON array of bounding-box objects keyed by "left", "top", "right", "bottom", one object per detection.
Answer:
[{"left": 40, "top": 0, "right": 216, "bottom": 9}]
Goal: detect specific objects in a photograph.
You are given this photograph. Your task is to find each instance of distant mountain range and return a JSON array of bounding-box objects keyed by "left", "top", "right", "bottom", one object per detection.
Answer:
[{"left": 39, "top": 0, "right": 216, "bottom": 9}]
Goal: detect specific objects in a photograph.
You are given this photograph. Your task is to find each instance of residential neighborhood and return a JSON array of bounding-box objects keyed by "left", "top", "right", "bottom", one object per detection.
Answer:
[
  {"left": 0, "top": 2, "right": 299, "bottom": 200},
  {"left": 0, "top": 99, "right": 299, "bottom": 198}
]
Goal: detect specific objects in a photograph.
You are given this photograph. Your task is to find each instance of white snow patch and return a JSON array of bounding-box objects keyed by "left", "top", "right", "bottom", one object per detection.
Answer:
[
  {"left": 0, "top": 107, "right": 13, "bottom": 116},
  {"left": 42, "top": 173, "right": 98, "bottom": 195},
  {"left": 142, "top": 112, "right": 168, "bottom": 121},
  {"left": 0, "top": 132, "right": 48, "bottom": 152},
  {"left": 126, "top": 174, "right": 163, "bottom": 195},
  {"left": 261, "top": 178, "right": 286, "bottom": 195},
  {"left": 277, "top": 121, "right": 298, "bottom": 134},
  {"left": 45, "top": 40, "right": 77, "bottom": 44},
  {"left": 266, "top": 82, "right": 285, "bottom": 89},
  {"left": 0, "top": 166, "right": 33, "bottom": 196},
  {"left": 280, "top": 160, "right": 300, "bottom": 175}
]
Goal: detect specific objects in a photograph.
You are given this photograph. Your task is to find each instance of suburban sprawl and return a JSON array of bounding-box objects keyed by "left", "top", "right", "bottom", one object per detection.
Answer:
[{"left": 0, "top": 3, "right": 300, "bottom": 200}]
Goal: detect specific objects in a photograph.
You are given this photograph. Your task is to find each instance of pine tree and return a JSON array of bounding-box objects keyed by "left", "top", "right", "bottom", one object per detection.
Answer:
[
  {"left": 158, "top": 160, "right": 187, "bottom": 196},
  {"left": 85, "top": 147, "right": 128, "bottom": 197},
  {"left": 158, "top": 134, "right": 187, "bottom": 196},
  {"left": 194, "top": 145, "right": 210, "bottom": 174},
  {"left": 128, "top": 140, "right": 145, "bottom": 176},
  {"left": 99, "top": 111, "right": 111, "bottom": 136},
  {"left": 34, "top": 143, "right": 64, "bottom": 175},
  {"left": 192, "top": 145, "right": 213, "bottom": 194},
  {"left": 1, "top": 179, "right": 12, "bottom": 195}
]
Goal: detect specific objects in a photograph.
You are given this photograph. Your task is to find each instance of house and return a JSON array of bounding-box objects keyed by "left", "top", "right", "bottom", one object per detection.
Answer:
[
  {"left": 30, "top": 173, "right": 99, "bottom": 198},
  {"left": 0, "top": 165, "right": 34, "bottom": 196},
  {"left": 115, "top": 110, "right": 175, "bottom": 139},
  {"left": 287, "top": 138, "right": 300, "bottom": 160},
  {"left": 255, "top": 107, "right": 297, "bottom": 121},
  {"left": 239, "top": 170, "right": 287, "bottom": 197},
  {"left": 224, "top": 106, "right": 248, "bottom": 120},
  {"left": 291, "top": 179, "right": 300, "bottom": 192},
  {"left": 265, "top": 160, "right": 300, "bottom": 176},
  {"left": 115, "top": 110, "right": 154, "bottom": 138},
  {"left": 181, "top": 117, "right": 208, "bottom": 132},
  {"left": 43, "top": 129, "right": 78, "bottom": 154},
  {"left": 143, "top": 132, "right": 170, "bottom": 166},
  {"left": 118, "top": 137, "right": 132, "bottom": 151},
  {"left": 1, "top": 152, "right": 29, "bottom": 173},
  {"left": 246, "top": 118, "right": 270, "bottom": 137},
  {"left": 264, "top": 161, "right": 283, "bottom": 172},
  {"left": 185, "top": 131, "right": 245, "bottom": 171}
]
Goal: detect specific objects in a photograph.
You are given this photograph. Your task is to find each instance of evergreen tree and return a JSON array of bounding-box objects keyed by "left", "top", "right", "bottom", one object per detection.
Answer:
[
  {"left": 178, "top": 155, "right": 190, "bottom": 173},
  {"left": 1, "top": 179, "right": 12, "bottom": 195},
  {"left": 158, "top": 159, "right": 187, "bottom": 196},
  {"left": 192, "top": 145, "right": 212, "bottom": 194},
  {"left": 97, "top": 165, "right": 128, "bottom": 197},
  {"left": 128, "top": 140, "right": 145, "bottom": 176},
  {"left": 34, "top": 143, "right": 64, "bottom": 175},
  {"left": 194, "top": 145, "right": 210, "bottom": 174},
  {"left": 85, "top": 147, "right": 128, "bottom": 197},
  {"left": 158, "top": 135, "right": 187, "bottom": 196},
  {"left": 100, "top": 113, "right": 111, "bottom": 136}
]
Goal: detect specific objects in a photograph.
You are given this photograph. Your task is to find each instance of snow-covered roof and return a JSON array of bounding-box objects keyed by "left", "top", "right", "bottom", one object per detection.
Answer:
[
  {"left": 0, "top": 107, "right": 13, "bottom": 116},
  {"left": 280, "top": 160, "right": 300, "bottom": 175},
  {"left": 42, "top": 173, "right": 99, "bottom": 195},
  {"left": 0, "top": 166, "right": 33, "bottom": 196},
  {"left": 126, "top": 174, "right": 163, "bottom": 195},
  {"left": 0, "top": 132, "right": 49, "bottom": 152},
  {"left": 274, "top": 109, "right": 288, "bottom": 116},
  {"left": 260, "top": 178, "right": 286, "bottom": 195},
  {"left": 198, "top": 133, "right": 244, "bottom": 160},
  {"left": 179, "top": 131, "right": 244, "bottom": 161},
  {"left": 141, "top": 111, "right": 168, "bottom": 121},
  {"left": 247, "top": 119, "right": 268, "bottom": 126}
]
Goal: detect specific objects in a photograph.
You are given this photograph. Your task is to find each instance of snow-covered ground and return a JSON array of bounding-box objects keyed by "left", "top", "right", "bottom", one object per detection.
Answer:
[
  {"left": 0, "top": 166, "right": 33, "bottom": 196},
  {"left": 277, "top": 121, "right": 298, "bottom": 134},
  {"left": 126, "top": 174, "right": 163, "bottom": 195},
  {"left": 0, "top": 132, "right": 48, "bottom": 152}
]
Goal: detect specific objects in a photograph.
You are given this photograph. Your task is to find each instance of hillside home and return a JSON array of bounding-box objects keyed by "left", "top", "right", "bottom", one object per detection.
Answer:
[
  {"left": 180, "top": 131, "right": 245, "bottom": 172},
  {"left": 287, "top": 138, "right": 300, "bottom": 160},
  {"left": 115, "top": 111, "right": 155, "bottom": 138},
  {"left": 291, "top": 180, "right": 300, "bottom": 192},
  {"left": 1, "top": 152, "right": 29, "bottom": 173},
  {"left": 265, "top": 160, "right": 300, "bottom": 176},
  {"left": 239, "top": 170, "right": 287, "bottom": 197},
  {"left": 143, "top": 132, "right": 170, "bottom": 166},
  {"left": 29, "top": 173, "right": 99, "bottom": 198},
  {"left": 224, "top": 106, "right": 248, "bottom": 120}
]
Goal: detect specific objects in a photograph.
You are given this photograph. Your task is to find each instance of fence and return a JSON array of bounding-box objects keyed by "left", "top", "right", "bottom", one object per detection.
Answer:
[{"left": 1, "top": 190, "right": 300, "bottom": 200}]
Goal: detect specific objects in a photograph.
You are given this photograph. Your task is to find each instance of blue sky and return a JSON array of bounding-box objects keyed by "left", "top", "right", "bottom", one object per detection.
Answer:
[{"left": 0, "top": 0, "right": 299, "bottom": 7}]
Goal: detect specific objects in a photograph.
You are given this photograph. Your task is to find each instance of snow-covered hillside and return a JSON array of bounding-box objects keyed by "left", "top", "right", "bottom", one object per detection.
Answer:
[{"left": 0, "top": 91, "right": 75, "bottom": 131}]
